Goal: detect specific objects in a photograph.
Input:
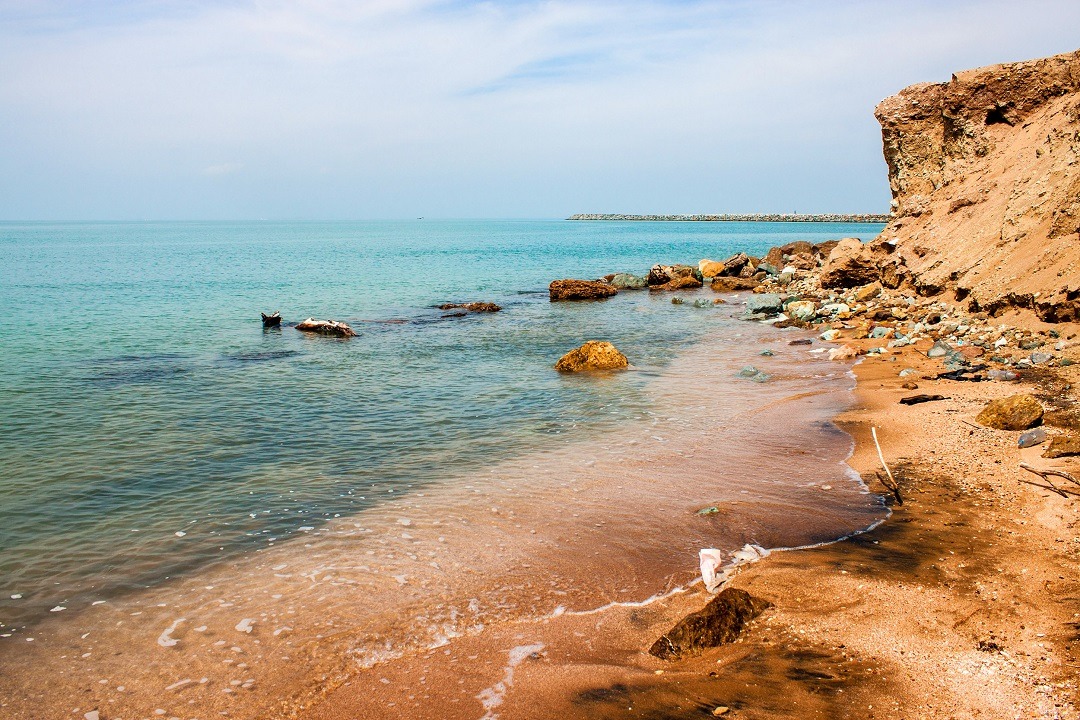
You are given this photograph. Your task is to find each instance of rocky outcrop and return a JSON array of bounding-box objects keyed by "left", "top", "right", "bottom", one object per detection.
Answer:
[
  {"left": 554, "top": 341, "right": 629, "bottom": 372},
  {"left": 295, "top": 318, "right": 357, "bottom": 337},
  {"left": 549, "top": 279, "right": 618, "bottom": 302},
  {"left": 649, "top": 588, "right": 771, "bottom": 660},
  {"left": 874, "top": 49, "right": 1080, "bottom": 322},
  {"left": 819, "top": 238, "right": 880, "bottom": 288},
  {"left": 647, "top": 264, "right": 703, "bottom": 287}
]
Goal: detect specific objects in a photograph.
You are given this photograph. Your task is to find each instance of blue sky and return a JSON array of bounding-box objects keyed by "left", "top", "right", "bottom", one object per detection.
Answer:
[{"left": 1, "top": 0, "right": 1078, "bottom": 220}]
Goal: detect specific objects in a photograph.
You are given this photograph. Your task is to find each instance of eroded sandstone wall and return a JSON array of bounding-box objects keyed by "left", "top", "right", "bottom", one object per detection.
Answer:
[{"left": 874, "top": 49, "right": 1080, "bottom": 322}]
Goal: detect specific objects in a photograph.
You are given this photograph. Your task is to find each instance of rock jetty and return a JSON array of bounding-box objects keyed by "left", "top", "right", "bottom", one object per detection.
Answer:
[{"left": 568, "top": 213, "right": 891, "bottom": 223}]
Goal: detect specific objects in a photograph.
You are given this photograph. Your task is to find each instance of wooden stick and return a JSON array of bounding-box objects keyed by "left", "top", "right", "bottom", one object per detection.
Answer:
[
  {"left": 1020, "top": 462, "right": 1080, "bottom": 487},
  {"left": 871, "top": 426, "right": 902, "bottom": 504},
  {"left": 1018, "top": 477, "right": 1071, "bottom": 498}
]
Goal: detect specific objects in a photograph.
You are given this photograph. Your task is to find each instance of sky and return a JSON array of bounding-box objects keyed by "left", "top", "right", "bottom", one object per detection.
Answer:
[{"left": 1, "top": 0, "right": 1078, "bottom": 220}]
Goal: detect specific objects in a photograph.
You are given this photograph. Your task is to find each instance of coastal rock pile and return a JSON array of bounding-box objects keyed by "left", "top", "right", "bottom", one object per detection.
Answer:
[
  {"left": 549, "top": 279, "right": 618, "bottom": 302},
  {"left": 874, "top": 49, "right": 1080, "bottom": 323},
  {"left": 554, "top": 341, "right": 629, "bottom": 372}
]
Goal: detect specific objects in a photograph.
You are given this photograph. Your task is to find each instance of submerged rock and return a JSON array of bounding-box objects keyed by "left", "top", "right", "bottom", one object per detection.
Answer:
[
  {"left": 549, "top": 279, "right": 618, "bottom": 302},
  {"left": 554, "top": 341, "right": 629, "bottom": 372},
  {"left": 648, "top": 588, "right": 771, "bottom": 660},
  {"left": 975, "top": 394, "right": 1044, "bottom": 430},
  {"left": 609, "top": 273, "right": 647, "bottom": 290},
  {"left": 295, "top": 318, "right": 357, "bottom": 337},
  {"left": 439, "top": 302, "right": 502, "bottom": 312}
]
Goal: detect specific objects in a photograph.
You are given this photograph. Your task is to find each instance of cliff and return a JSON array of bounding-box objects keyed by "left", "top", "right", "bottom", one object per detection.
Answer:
[{"left": 875, "top": 49, "right": 1080, "bottom": 322}]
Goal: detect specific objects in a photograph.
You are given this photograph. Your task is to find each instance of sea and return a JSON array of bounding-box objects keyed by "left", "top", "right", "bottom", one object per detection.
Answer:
[{"left": 0, "top": 219, "right": 888, "bottom": 718}]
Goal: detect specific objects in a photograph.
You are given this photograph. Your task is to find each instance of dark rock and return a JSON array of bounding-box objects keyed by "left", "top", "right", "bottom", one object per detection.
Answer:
[
  {"left": 649, "top": 588, "right": 771, "bottom": 660},
  {"left": 899, "top": 394, "right": 947, "bottom": 405},
  {"left": 439, "top": 302, "right": 501, "bottom": 312},
  {"left": 549, "top": 279, "right": 618, "bottom": 302},
  {"left": 788, "top": 338, "right": 813, "bottom": 346},
  {"left": 976, "top": 394, "right": 1044, "bottom": 430},
  {"left": 261, "top": 311, "right": 281, "bottom": 327}
]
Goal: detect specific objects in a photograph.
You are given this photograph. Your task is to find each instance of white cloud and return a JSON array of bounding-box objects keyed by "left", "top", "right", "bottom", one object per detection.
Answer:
[{"left": 0, "top": 0, "right": 1078, "bottom": 219}]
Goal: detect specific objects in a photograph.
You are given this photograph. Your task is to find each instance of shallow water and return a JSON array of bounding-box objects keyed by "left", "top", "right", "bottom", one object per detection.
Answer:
[{"left": 0, "top": 220, "right": 885, "bottom": 718}]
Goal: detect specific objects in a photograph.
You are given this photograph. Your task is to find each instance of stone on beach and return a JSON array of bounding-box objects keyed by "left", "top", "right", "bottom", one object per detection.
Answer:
[
  {"left": 554, "top": 341, "right": 628, "bottom": 372},
  {"left": 651, "top": 274, "right": 703, "bottom": 292},
  {"left": 1042, "top": 435, "right": 1080, "bottom": 458},
  {"left": 745, "top": 293, "right": 783, "bottom": 316},
  {"left": 975, "top": 394, "right": 1044, "bottom": 431},
  {"left": 647, "top": 264, "right": 703, "bottom": 287},
  {"left": 609, "top": 273, "right": 647, "bottom": 289},
  {"left": 295, "top": 318, "right": 358, "bottom": 337},
  {"left": 711, "top": 276, "right": 759, "bottom": 292},
  {"left": 819, "top": 238, "right": 879, "bottom": 288},
  {"left": 648, "top": 588, "right": 772, "bottom": 660},
  {"left": 549, "top": 279, "right": 618, "bottom": 302}
]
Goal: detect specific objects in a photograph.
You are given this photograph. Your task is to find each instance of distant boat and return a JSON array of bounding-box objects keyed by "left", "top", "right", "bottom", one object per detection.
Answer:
[{"left": 261, "top": 311, "right": 281, "bottom": 327}]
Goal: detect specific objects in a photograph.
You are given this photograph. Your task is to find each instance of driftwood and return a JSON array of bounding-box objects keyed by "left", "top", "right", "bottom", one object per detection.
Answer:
[
  {"left": 899, "top": 394, "right": 947, "bottom": 405},
  {"left": 871, "top": 426, "right": 902, "bottom": 504},
  {"left": 261, "top": 311, "right": 282, "bottom": 327},
  {"left": 295, "top": 318, "right": 357, "bottom": 338},
  {"left": 1019, "top": 462, "right": 1080, "bottom": 498}
]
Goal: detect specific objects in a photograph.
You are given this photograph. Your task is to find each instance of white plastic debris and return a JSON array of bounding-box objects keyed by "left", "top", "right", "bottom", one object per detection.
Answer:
[{"left": 699, "top": 545, "right": 771, "bottom": 593}]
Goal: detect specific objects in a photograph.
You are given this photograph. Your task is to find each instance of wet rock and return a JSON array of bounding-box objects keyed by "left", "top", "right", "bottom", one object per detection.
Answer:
[
  {"left": 1043, "top": 435, "right": 1080, "bottom": 458},
  {"left": 554, "top": 341, "right": 628, "bottom": 372},
  {"left": 819, "top": 238, "right": 878, "bottom": 288},
  {"left": 828, "top": 344, "right": 861, "bottom": 361},
  {"left": 671, "top": 297, "right": 685, "bottom": 305},
  {"left": 649, "top": 588, "right": 772, "bottom": 660},
  {"left": 295, "top": 318, "right": 357, "bottom": 337},
  {"left": 647, "top": 264, "right": 702, "bottom": 286},
  {"left": 652, "top": 275, "right": 703, "bottom": 292},
  {"left": 975, "top": 394, "right": 1044, "bottom": 430},
  {"left": 549, "top": 279, "right": 618, "bottom": 302},
  {"left": 746, "top": 293, "right": 782, "bottom": 316},
  {"left": 692, "top": 299, "right": 711, "bottom": 308},
  {"left": 788, "top": 338, "right": 813, "bottom": 346},
  {"left": 698, "top": 259, "right": 727, "bottom": 278},
  {"left": 710, "top": 277, "right": 759, "bottom": 292},
  {"left": 718, "top": 253, "right": 749, "bottom": 276},
  {"left": 439, "top": 302, "right": 501, "bottom": 312},
  {"left": 1018, "top": 427, "right": 1047, "bottom": 448},
  {"left": 609, "top": 273, "right": 647, "bottom": 290},
  {"left": 738, "top": 365, "right": 761, "bottom": 378}
]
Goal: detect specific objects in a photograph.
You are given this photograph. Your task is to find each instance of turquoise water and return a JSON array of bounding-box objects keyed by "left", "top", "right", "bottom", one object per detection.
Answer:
[{"left": 0, "top": 220, "right": 883, "bottom": 630}]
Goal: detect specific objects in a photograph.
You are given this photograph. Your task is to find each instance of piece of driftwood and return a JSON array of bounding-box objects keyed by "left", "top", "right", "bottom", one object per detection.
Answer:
[
  {"left": 295, "top": 318, "right": 357, "bottom": 338},
  {"left": 261, "top": 311, "right": 281, "bottom": 327},
  {"left": 871, "top": 426, "right": 902, "bottom": 504},
  {"left": 1019, "top": 462, "right": 1080, "bottom": 498},
  {"left": 899, "top": 394, "right": 947, "bottom": 405}
]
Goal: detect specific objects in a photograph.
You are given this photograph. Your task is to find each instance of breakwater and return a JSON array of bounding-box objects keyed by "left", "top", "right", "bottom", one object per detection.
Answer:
[{"left": 568, "top": 213, "right": 892, "bottom": 223}]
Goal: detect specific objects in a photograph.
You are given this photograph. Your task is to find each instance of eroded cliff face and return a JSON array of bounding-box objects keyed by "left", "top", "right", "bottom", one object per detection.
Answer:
[{"left": 875, "top": 49, "right": 1080, "bottom": 322}]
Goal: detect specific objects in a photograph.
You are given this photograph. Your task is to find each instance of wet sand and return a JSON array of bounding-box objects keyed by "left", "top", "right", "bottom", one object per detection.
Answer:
[{"left": 305, "top": 335, "right": 1080, "bottom": 720}]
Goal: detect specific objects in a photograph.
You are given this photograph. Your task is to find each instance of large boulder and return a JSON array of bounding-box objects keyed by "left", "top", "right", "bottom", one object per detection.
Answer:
[
  {"left": 975, "top": 394, "right": 1044, "bottom": 430},
  {"left": 649, "top": 588, "right": 771, "bottom": 660},
  {"left": 549, "top": 279, "right": 618, "bottom": 302},
  {"left": 554, "top": 341, "right": 629, "bottom": 372},
  {"left": 746, "top": 293, "right": 783, "bottom": 316},
  {"left": 819, "top": 238, "right": 879, "bottom": 288},
  {"left": 609, "top": 273, "right": 647, "bottom": 290},
  {"left": 698, "top": 259, "right": 727, "bottom": 278},
  {"left": 295, "top": 318, "right": 357, "bottom": 337},
  {"left": 711, "top": 277, "right": 759, "bottom": 292}
]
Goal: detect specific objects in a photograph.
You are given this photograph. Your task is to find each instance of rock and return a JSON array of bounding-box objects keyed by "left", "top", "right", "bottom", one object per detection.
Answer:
[
  {"left": 760, "top": 349, "right": 774, "bottom": 356},
  {"left": 1043, "top": 435, "right": 1080, "bottom": 458},
  {"left": 1030, "top": 352, "right": 1053, "bottom": 365},
  {"left": 828, "top": 345, "right": 861, "bottom": 361},
  {"left": 710, "top": 277, "right": 759, "bottom": 292},
  {"left": 959, "top": 345, "right": 985, "bottom": 359},
  {"left": 1018, "top": 427, "right": 1047, "bottom": 448},
  {"left": 902, "top": 381, "right": 920, "bottom": 389},
  {"left": 975, "top": 394, "right": 1044, "bottom": 430},
  {"left": 295, "top": 318, "right": 358, "bottom": 337},
  {"left": 788, "top": 338, "right": 813, "bottom": 346},
  {"left": 609, "top": 273, "right": 647, "bottom": 290},
  {"left": 671, "top": 297, "right": 685, "bottom": 305},
  {"left": 738, "top": 365, "right": 761, "bottom": 378},
  {"left": 854, "top": 282, "right": 883, "bottom": 302},
  {"left": 554, "top": 341, "right": 628, "bottom": 372},
  {"left": 692, "top": 299, "right": 711, "bottom": 308},
  {"left": 988, "top": 369, "right": 1019, "bottom": 381},
  {"left": 757, "top": 261, "right": 779, "bottom": 276},
  {"left": 652, "top": 275, "right": 703, "bottom": 292},
  {"left": 927, "top": 340, "right": 953, "bottom": 358},
  {"left": 648, "top": 588, "right": 771, "bottom": 660},
  {"left": 549, "top": 279, "right": 618, "bottom": 302},
  {"left": 439, "top": 302, "right": 501, "bottom": 312},
  {"left": 699, "top": 259, "right": 726, "bottom": 278},
  {"left": 647, "top": 264, "right": 702, "bottom": 286},
  {"left": 820, "top": 329, "right": 841, "bottom": 342},
  {"left": 746, "top": 293, "right": 782, "bottom": 316},
  {"left": 819, "top": 238, "right": 878, "bottom": 288},
  {"left": 785, "top": 300, "right": 817, "bottom": 321},
  {"left": 718, "top": 253, "right": 749, "bottom": 276}
]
